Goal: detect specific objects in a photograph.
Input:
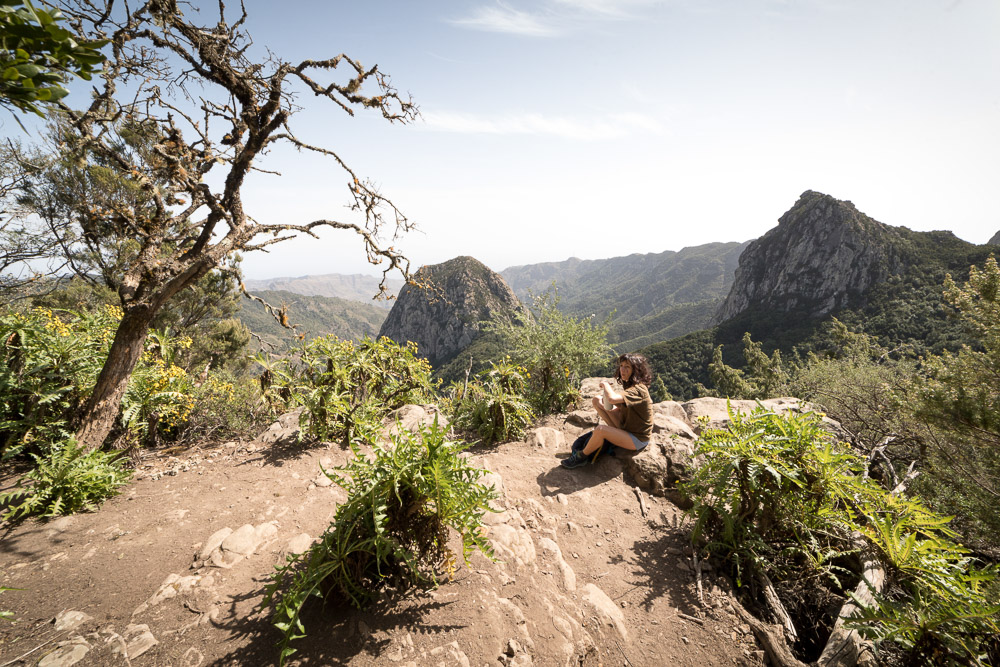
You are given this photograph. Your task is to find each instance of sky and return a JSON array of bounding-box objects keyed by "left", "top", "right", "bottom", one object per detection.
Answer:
[{"left": 9, "top": 0, "right": 1000, "bottom": 280}]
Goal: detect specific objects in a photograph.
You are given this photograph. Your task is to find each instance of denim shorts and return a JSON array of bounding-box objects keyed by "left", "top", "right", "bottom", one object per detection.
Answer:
[{"left": 627, "top": 433, "right": 649, "bottom": 452}]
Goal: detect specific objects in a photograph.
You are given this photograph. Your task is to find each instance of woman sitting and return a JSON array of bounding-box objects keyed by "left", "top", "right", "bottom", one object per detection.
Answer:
[{"left": 561, "top": 352, "right": 653, "bottom": 469}]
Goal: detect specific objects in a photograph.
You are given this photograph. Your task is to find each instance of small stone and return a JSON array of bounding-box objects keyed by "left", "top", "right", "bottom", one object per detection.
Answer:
[
  {"left": 37, "top": 637, "right": 90, "bottom": 667},
  {"left": 198, "top": 527, "right": 233, "bottom": 560},
  {"left": 53, "top": 610, "right": 92, "bottom": 632},
  {"left": 221, "top": 524, "right": 258, "bottom": 555},
  {"left": 505, "top": 638, "right": 521, "bottom": 656},
  {"left": 681, "top": 636, "right": 689, "bottom": 644}
]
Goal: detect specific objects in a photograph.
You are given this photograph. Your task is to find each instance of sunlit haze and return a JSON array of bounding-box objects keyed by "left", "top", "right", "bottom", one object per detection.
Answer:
[{"left": 9, "top": 0, "right": 999, "bottom": 280}]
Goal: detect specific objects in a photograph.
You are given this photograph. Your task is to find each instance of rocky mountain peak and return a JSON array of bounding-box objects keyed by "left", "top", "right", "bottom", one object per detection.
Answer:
[
  {"left": 378, "top": 256, "right": 522, "bottom": 366},
  {"left": 988, "top": 230, "right": 1000, "bottom": 246},
  {"left": 714, "top": 191, "right": 905, "bottom": 323}
]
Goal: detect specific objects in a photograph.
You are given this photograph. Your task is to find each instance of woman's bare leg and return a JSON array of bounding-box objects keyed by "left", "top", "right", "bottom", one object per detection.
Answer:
[{"left": 582, "top": 424, "right": 639, "bottom": 455}]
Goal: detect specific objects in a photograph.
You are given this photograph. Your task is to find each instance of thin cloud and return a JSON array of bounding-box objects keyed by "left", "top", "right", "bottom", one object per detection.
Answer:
[
  {"left": 551, "top": 0, "right": 664, "bottom": 18},
  {"left": 448, "top": 3, "right": 558, "bottom": 36},
  {"left": 421, "top": 110, "right": 665, "bottom": 140},
  {"left": 447, "top": 0, "right": 670, "bottom": 36}
]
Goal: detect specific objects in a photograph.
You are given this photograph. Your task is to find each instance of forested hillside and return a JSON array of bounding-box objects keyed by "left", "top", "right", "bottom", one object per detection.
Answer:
[
  {"left": 242, "top": 273, "right": 403, "bottom": 307},
  {"left": 641, "top": 194, "right": 997, "bottom": 399},
  {"left": 237, "top": 290, "right": 388, "bottom": 350},
  {"left": 501, "top": 241, "right": 748, "bottom": 348}
]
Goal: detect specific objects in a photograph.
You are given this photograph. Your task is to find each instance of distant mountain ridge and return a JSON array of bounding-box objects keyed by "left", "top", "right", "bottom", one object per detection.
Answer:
[
  {"left": 237, "top": 290, "right": 387, "bottom": 350},
  {"left": 502, "top": 241, "right": 749, "bottom": 349},
  {"left": 242, "top": 273, "right": 403, "bottom": 308},
  {"left": 641, "top": 191, "right": 997, "bottom": 399}
]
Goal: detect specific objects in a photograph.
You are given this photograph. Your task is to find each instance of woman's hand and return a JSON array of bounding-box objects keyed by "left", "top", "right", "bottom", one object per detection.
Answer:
[
  {"left": 592, "top": 395, "right": 603, "bottom": 411},
  {"left": 601, "top": 381, "right": 623, "bottom": 404}
]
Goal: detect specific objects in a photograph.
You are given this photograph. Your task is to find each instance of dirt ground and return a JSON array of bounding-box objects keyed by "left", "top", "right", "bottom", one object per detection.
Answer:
[{"left": 0, "top": 407, "right": 763, "bottom": 667}]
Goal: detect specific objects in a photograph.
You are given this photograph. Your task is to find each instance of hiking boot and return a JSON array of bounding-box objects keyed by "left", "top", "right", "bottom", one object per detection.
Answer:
[{"left": 560, "top": 450, "right": 589, "bottom": 469}]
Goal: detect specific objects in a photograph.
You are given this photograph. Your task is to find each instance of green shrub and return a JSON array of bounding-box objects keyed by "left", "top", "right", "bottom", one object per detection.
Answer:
[
  {"left": 449, "top": 358, "right": 535, "bottom": 444},
  {"left": 683, "top": 406, "right": 999, "bottom": 664},
  {"left": 260, "top": 335, "right": 436, "bottom": 443},
  {"left": 487, "top": 290, "right": 611, "bottom": 414},
  {"left": 0, "top": 437, "right": 132, "bottom": 522},
  {"left": 263, "top": 421, "right": 497, "bottom": 664},
  {"left": 175, "top": 373, "right": 271, "bottom": 443},
  {"left": 0, "top": 305, "right": 116, "bottom": 459},
  {"left": 0, "top": 306, "right": 208, "bottom": 455},
  {"left": 911, "top": 256, "right": 1000, "bottom": 547}
]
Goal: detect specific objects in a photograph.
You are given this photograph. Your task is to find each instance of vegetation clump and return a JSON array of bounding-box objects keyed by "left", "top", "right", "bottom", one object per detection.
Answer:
[
  {"left": 262, "top": 420, "right": 497, "bottom": 664},
  {"left": 0, "top": 436, "right": 130, "bottom": 522},
  {"left": 486, "top": 290, "right": 611, "bottom": 414},
  {"left": 684, "top": 406, "right": 999, "bottom": 665},
  {"left": 255, "top": 335, "right": 435, "bottom": 444},
  {"left": 448, "top": 358, "right": 535, "bottom": 444}
]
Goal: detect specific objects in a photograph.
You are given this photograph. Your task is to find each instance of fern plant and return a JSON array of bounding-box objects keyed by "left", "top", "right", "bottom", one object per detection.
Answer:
[
  {"left": 682, "top": 405, "right": 1000, "bottom": 664},
  {"left": 0, "top": 437, "right": 132, "bottom": 522},
  {"left": 262, "top": 420, "right": 497, "bottom": 665}
]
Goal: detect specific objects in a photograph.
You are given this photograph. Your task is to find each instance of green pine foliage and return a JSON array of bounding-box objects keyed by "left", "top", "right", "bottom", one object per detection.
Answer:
[{"left": 262, "top": 420, "right": 497, "bottom": 665}]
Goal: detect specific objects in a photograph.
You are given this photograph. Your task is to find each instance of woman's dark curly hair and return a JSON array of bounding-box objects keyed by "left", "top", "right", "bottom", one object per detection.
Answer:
[{"left": 615, "top": 352, "right": 652, "bottom": 388}]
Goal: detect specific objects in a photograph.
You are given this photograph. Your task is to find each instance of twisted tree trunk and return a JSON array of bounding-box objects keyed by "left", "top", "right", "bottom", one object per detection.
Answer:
[{"left": 76, "top": 305, "right": 157, "bottom": 452}]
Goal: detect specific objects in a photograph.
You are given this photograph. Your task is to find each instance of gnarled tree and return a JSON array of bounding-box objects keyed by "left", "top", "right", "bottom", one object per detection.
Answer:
[{"left": 8, "top": 0, "right": 418, "bottom": 451}]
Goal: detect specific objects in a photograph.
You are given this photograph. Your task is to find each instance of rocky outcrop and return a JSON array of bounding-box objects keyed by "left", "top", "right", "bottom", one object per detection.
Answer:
[
  {"left": 378, "top": 256, "right": 523, "bottom": 365},
  {"left": 989, "top": 230, "right": 1000, "bottom": 246},
  {"left": 714, "top": 191, "right": 906, "bottom": 323},
  {"left": 548, "top": 378, "right": 837, "bottom": 508}
]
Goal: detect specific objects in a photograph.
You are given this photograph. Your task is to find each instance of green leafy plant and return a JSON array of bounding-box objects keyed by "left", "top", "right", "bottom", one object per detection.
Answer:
[
  {"left": 174, "top": 372, "right": 270, "bottom": 444},
  {"left": 708, "top": 331, "right": 789, "bottom": 399},
  {"left": 262, "top": 420, "right": 497, "bottom": 664},
  {"left": 0, "top": 0, "right": 107, "bottom": 116},
  {"left": 486, "top": 289, "right": 611, "bottom": 415},
  {"left": 911, "top": 256, "right": 1000, "bottom": 546},
  {"left": 683, "top": 406, "right": 1000, "bottom": 664},
  {"left": 449, "top": 358, "right": 535, "bottom": 444},
  {"left": 258, "top": 335, "right": 435, "bottom": 444},
  {"left": 0, "top": 305, "right": 117, "bottom": 459},
  {"left": 0, "top": 436, "right": 131, "bottom": 522}
]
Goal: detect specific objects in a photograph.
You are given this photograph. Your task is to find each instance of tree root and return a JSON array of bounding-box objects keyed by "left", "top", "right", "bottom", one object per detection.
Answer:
[{"left": 732, "top": 598, "right": 809, "bottom": 667}]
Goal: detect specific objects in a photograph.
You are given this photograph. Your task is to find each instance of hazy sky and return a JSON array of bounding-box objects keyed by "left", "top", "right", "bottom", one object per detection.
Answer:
[{"left": 15, "top": 1, "right": 1000, "bottom": 280}]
